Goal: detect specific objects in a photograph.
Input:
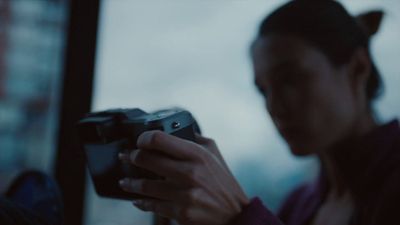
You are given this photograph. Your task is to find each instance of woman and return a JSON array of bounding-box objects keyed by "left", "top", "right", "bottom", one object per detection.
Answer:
[{"left": 118, "top": 1, "right": 400, "bottom": 225}]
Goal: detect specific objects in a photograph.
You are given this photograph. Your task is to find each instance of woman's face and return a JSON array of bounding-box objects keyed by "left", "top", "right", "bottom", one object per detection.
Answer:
[{"left": 252, "top": 35, "right": 359, "bottom": 156}]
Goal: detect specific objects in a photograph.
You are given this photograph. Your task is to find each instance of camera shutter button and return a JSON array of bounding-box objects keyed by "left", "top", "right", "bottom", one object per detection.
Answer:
[{"left": 172, "top": 121, "right": 180, "bottom": 129}]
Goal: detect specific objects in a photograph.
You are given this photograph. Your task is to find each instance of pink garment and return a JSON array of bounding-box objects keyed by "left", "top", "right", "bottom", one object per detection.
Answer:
[{"left": 232, "top": 120, "right": 400, "bottom": 225}]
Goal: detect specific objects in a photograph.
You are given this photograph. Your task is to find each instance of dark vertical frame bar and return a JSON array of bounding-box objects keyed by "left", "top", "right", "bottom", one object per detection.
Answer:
[
  {"left": 54, "top": 0, "right": 100, "bottom": 225},
  {"left": 55, "top": 1, "right": 172, "bottom": 224}
]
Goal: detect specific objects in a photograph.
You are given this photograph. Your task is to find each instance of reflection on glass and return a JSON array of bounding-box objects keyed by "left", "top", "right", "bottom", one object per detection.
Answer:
[{"left": 0, "top": 0, "right": 68, "bottom": 185}]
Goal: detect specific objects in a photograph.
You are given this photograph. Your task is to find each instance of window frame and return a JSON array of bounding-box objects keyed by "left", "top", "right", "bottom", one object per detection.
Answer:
[
  {"left": 53, "top": 1, "right": 167, "bottom": 224},
  {"left": 54, "top": 0, "right": 100, "bottom": 224}
]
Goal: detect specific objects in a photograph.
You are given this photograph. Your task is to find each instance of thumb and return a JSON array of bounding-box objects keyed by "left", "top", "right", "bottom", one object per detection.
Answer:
[
  {"left": 194, "top": 133, "right": 218, "bottom": 152},
  {"left": 194, "top": 133, "right": 232, "bottom": 173},
  {"left": 194, "top": 132, "right": 211, "bottom": 145}
]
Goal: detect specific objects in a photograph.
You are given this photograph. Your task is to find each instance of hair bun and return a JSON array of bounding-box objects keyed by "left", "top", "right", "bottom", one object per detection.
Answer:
[{"left": 356, "top": 10, "right": 384, "bottom": 38}]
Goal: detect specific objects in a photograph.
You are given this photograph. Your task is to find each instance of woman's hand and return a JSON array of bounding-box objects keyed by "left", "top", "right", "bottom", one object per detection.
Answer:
[{"left": 118, "top": 130, "right": 249, "bottom": 225}]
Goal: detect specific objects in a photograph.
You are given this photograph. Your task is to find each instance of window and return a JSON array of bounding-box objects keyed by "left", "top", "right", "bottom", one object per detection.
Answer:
[
  {"left": 0, "top": 0, "right": 68, "bottom": 189},
  {"left": 85, "top": 1, "right": 400, "bottom": 224}
]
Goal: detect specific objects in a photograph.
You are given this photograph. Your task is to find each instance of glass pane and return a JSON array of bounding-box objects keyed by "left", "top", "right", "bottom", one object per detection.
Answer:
[
  {"left": 0, "top": 0, "right": 68, "bottom": 190},
  {"left": 87, "top": 0, "right": 400, "bottom": 224}
]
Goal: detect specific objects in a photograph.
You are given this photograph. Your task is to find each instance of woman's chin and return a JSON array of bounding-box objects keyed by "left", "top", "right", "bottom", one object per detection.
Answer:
[{"left": 287, "top": 141, "right": 315, "bottom": 156}]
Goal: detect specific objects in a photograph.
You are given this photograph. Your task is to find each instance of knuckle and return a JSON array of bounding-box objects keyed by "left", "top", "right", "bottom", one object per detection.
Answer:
[
  {"left": 196, "top": 148, "right": 211, "bottom": 163},
  {"left": 187, "top": 167, "right": 205, "bottom": 186},
  {"left": 137, "top": 132, "right": 149, "bottom": 147},
  {"left": 186, "top": 188, "right": 200, "bottom": 204},
  {"left": 206, "top": 139, "right": 218, "bottom": 150},
  {"left": 206, "top": 137, "right": 216, "bottom": 145},
  {"left": 190, "top": 144, "right": 207, "bottom": 162},
  {"left": 149, "top": 130, "right": 164, "bottom": 145},
  {"left": 129, "top": 151, "right": 138, "bottom": 162},
  {"left": 183, "top": 166, "right": 198, "bottom": 183},
  {"left": 200, "top": 136, "right": 214, "bottom": 145},
  {"left": 137, "top": 130, "right": 163, "bottom": 147},
  {"left": 210, "top": 140, "right": 218, "bottom": 148},
  {"left": 132, "top": 151, "right": 146, "bottom": 166}
]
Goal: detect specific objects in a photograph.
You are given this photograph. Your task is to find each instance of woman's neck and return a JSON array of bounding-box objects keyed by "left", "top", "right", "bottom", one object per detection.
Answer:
[{"left": 318, "top": 112, "right": 378, "bottom": 197}]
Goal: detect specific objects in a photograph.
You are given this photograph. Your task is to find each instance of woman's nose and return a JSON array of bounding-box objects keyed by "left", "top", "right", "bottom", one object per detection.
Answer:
[{"left": 266, "top": 89, "right": 288, "bottom": 117}]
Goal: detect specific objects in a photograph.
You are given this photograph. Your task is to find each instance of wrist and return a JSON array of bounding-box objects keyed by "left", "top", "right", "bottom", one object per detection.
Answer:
[
  {"left": 225, "top": 200, "right": 251, "bottom": 225},
  {"left": 224, "top": 194, "right": 250, "bottom": 225}
]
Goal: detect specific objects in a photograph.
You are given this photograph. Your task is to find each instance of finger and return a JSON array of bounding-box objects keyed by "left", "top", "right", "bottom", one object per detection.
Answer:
[
  {"left": 137, "top": 130, "right": 205, "bottom": 161},
  {"left": 119, "top": 178, "right": 181, "bottom": 201},
  {"left": 194, "top": 133, "right": 210, "bottom": 145},
  {"left": 132, "top": 199, "right": 179, "bottom": 220},
  {"left": 194, "top": 133, "right": 229, "bottom": 170},
  {"left": 194, "top": 133, "right": 218, "bottom": 153},
  {"left": 125, "top": 149, "right": 195, "bottom": 182},
  {"left": 118, "top": 148, "right": 133, "bottom": 163},
  {"left": 133, "top": 197, "right": 206, "bottom": 224},
  {"left": 118, "top": 152, "right": 130, "bottom": 162}
]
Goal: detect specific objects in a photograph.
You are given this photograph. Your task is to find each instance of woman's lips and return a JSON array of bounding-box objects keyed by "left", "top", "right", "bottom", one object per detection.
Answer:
[
  {"left": 279, "top": 127, "right": 302, "bottom": 140},
  {"left": 274, "top": 120, "right": 304, "bottom": 139}
]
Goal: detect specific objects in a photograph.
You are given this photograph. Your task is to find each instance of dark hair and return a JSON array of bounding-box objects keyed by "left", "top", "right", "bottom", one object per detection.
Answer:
[{"left": 255, "top": 0, "right": 384, "bottom": 104}]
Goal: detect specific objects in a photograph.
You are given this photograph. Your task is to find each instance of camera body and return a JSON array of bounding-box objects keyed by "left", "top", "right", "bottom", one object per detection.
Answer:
[{"left": 77, "top": 108, "right": 200, "bottom": 200}]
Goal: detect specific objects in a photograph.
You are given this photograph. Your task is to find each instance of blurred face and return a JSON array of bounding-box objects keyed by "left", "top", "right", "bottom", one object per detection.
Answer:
[{"left": 252, "top": 35, "right": 359, "bottom": 156}]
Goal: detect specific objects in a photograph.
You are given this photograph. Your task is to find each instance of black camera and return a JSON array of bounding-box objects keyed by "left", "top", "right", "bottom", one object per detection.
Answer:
[{"left": 77, "top": 108, "right": 200, "bottom": 200}]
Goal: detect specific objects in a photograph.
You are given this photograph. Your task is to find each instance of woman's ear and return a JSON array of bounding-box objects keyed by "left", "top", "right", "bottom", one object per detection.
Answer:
[
  {"left": 356, "top": 10, "right": 384, "bottom": 37},
  {"left": 348, "top": 48, "right": 371, "bottom": 103}
]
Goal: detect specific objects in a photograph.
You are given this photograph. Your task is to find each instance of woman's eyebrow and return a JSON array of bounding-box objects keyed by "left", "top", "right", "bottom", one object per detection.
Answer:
[{"left": 254, "top": 60, "right": 300, "bottom": 86}]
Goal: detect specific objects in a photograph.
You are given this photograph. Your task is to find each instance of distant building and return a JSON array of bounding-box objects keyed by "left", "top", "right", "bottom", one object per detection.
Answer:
[{"left": 0, "top": 0, "right": 68, "bottom": 172}]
